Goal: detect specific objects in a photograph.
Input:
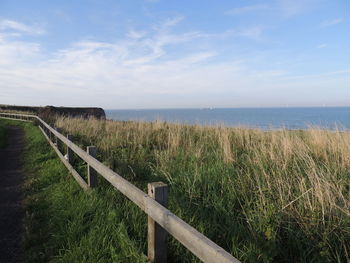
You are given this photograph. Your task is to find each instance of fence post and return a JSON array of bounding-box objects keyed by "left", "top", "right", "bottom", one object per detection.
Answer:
[
  {"left": 87, "top": 146, "right": 98, "bottom": 188},
  {"left": 148, "top": 182, "right": 169, "bottom": 263},
  {"left": 67, "top": 134, "right": 74, "bottom": 165}
]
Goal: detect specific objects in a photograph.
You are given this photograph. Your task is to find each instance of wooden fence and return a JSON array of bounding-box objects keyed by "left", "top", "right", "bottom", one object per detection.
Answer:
[{"left": 0, "top": 112, "right": 241, "bottom": 263}]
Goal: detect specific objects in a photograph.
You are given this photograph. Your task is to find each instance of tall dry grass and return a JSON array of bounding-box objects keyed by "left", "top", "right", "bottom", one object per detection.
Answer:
[{"left": 55, "top": 116, "right": 350, "bottom": 262}]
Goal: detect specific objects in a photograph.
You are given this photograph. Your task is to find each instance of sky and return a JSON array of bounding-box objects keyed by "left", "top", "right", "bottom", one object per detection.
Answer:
[{"left": 0, "top": 0, "right": 349, "bottom": 109}]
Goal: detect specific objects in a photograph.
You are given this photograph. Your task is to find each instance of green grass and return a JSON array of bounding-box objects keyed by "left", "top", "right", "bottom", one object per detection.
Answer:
[
  {"left": 55, "top": 117, "right": 350, "bottom": 263},
  {"left": 0, "top": 119, "right": 147, "bottom": 263},
  {"left": 2, "top": 115, "right": 349, "bottom": 262}
]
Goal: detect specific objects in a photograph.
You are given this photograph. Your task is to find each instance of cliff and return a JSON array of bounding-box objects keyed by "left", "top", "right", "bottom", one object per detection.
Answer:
[{"left": 0, "top": 105, "right": 106, "bottom": 120}]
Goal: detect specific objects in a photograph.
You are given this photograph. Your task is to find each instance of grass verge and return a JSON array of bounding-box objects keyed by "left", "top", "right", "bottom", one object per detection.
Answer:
[{"left": 0, "top": 119, "right": 147, "bottom": 263}]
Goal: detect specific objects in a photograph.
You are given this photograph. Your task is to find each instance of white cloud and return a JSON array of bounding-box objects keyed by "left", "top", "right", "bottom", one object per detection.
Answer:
[
  {"left": 276, "top": 0, "right": 321, "bottom": 17},
  {"left": 127, "top": 29, "right": 148, "bottom": 39},
  {"left": 226, "top": 0, "right": 321, "bottom": 18},
  {"left": 192, "top": 26, "right": 266, "bottom": 41},
  {"left": 0, "top": 17, "right": 349, "bottom": 108},
  {"left": 155, "top": 15, "right": 184, "bottom": 31},
  {"left": 0, "top": 40, "right": 42, "bottom": 66},
  {"left": 320, "top": 18, "right": 343, "bottom": 27},
  {"left": 237, "top": 26, "right": 264, "bottom": 40},
  {"left": 226, "top": 4, "right": 270, "bottom": 15},
  {"left": 0, "top": 19, "right": 45, "bottom": 35},
  {"left": 316, "top": 43, "right": 327, "bottom": 48},
  {"left": 0, "top": 17, "right": 227, "bottom": 107},
  {"left": 277, "top": 0, "right": 307, "bottom": 17}
]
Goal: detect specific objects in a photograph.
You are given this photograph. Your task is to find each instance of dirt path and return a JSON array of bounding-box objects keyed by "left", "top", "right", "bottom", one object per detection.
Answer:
[{"left": 0, "top": 126, "right": 25, "bottom": 263}]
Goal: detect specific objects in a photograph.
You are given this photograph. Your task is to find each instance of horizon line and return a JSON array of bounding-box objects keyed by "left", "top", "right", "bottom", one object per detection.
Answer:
[{"left": 105, "top": 106, "right": 350, "bottom": 111}]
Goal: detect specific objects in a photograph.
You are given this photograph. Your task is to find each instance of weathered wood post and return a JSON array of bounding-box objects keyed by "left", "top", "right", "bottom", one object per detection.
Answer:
[
  {"left": 87, "top": 146, "right": 98, "bottom": 188},
  {"left": 148, "top": 182, "right": 169, "bottom": 263},
  {"left": 66, "top": 134, "right": 74, "bottom": 165}
]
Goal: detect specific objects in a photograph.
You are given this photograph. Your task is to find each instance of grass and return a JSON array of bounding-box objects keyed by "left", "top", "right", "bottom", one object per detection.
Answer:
[
  {"left": 0, "top": 119, "right": 147, "bottom": 263},
  {"left": 53, "top": 116, "right": 350, "bottom": 263},
  {"left": 1, "top": 113, "right": 349, "bottom": 262}
]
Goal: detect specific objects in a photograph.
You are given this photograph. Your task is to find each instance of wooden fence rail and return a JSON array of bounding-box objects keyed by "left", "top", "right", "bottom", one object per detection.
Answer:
[{"left": 0, "top": 112, "right": 241, "bottom": 263}]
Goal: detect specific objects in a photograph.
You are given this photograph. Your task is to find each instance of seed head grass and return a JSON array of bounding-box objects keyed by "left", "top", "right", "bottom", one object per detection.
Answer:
[{"left": 54, "top": 116, "right": 350, "bottom": 262}]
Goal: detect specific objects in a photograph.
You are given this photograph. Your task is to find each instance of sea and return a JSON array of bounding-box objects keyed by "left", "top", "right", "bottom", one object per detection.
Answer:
[{"left": 106, "top": 107, "right": 350, "bottom": 130}]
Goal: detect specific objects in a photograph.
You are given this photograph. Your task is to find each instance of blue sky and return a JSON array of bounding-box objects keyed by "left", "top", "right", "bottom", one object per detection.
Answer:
[{"left": 0, "top": 0, "right": 349, "bottom": 109}]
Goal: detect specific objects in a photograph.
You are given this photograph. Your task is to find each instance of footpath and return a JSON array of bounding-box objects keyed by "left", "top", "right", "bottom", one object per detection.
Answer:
[{"left": 0, "top": 126, "right": 24, "bottom": 263}]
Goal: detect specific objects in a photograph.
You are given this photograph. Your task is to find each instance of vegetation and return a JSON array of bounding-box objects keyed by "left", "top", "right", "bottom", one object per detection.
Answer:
[
  {"left": 1, "top": 114, "right": 349, "bottom": 262},
  {"left": 53, "top": 116, "right": 350, "bottom": 263},
  {"left": 0, "top": 119, "right": 146, "bottom": 263}
]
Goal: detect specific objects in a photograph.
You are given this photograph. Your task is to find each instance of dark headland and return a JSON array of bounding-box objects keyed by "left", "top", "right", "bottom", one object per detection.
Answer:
[{"left": 0, "top": 104, "right": 106, "bottom": 119}]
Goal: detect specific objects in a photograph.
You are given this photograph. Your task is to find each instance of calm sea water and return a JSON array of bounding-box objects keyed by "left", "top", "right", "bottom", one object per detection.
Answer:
[{"left": 106, "top": 107, "right": 350, "bottom": 130}]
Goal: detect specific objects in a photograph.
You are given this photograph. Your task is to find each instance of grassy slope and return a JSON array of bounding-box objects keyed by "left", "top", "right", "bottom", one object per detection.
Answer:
[
  {"left": 55, "top": 117, "right": 350, "bottom": 263},
  {"left": 0, "top": 119, "right": 146, "bottom": 263}
]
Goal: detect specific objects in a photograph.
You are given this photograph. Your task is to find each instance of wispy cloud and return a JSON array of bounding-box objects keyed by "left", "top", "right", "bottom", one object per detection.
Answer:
[
  {"left": 1, "top": 17, "right": 349, "bottom": 108},
  {"left": 0, "top": 17, "right": 228, "bottom": 106},
  {"left": 236, "top": 26, "right": 264, "bottom": 40},
  {"left": 316, "top": 43, "right": 327, "bottom": 49},
  {"left": 320, "top": 18, "right": 343, "bottom": 27},
  {"left": 127, "top": 29, "right": 148, "bottom": 39},
  {"left": 195, "top": 25, "right": 266, "bottom": 41},
  {"left": 0, "top": 19, "right": 45, "bottom": 35},
  {"left": 226, "top": 0, "right": 320, "bottom": 18},
  {"left": 277, "top": 0, "right": 310, "bottom": 17},
  {"left": 226, "top": 4, "right": 269, "bottom": 15},
  {"left": 157, "top": 15, "right": 184, "bottom": 30}
]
